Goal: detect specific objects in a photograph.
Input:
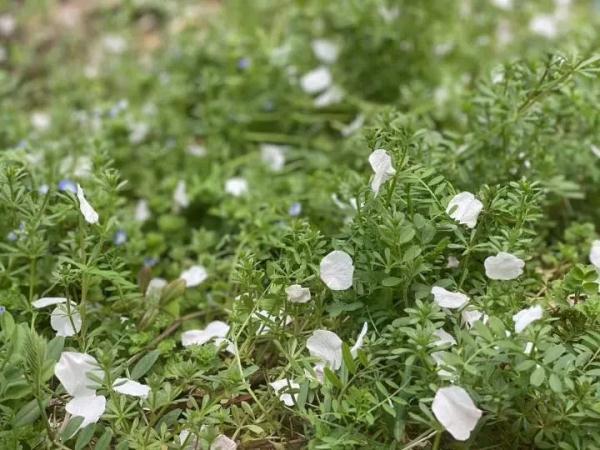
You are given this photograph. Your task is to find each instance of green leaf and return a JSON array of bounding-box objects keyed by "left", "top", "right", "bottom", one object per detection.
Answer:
[
  {"left": 61, "top": 416, "right": 84, "bottom": 441},
  {"left": 342, "top": 343, "right": 356, "bottom": 374},
  {"left": 75, "top": 424, "right": 96, "bottom": 450},
  {"left": 515, "top": 360, "right": 536, "bottom": 372},
  {"left": 13, "top": 398, "right": 44, "bottom": 427},
  {"left": 131, "top": 350, "right": 160, "bottom": 380},
  {"left": 324, "top": 366, "right": 344, "bottom": 389},
  {"left": 382, "top": 277, "right": 402, "bottom": 287},
  {"left": 549, "top": 373, "right": 563, "bottom": 393},
  {"left": 95, "top": 429, "right": 113, "bottom": 450},
  {"left": 543, "top": 344, "right": 565, "bottom": 365},
  {"left": 530, "top": 366, "right": 545, "bottom": 387}
]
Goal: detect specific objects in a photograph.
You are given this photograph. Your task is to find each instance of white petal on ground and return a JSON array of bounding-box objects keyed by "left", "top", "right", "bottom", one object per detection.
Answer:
[
  {"left": 431, "top": 351, "right": 455, "bottom": 378},
  {"left": 55, "top": 352, "right": 103, "bottom": 397},
  {"left": 431, "top": 286, "right": 469, "bottom": 309},
  {"left": 350, "top": 322, "right": 368, "bottom": 357},
  {"left": 319, "top": 250, "right": 354, "bottom": 291},
  {"left": 341, "top": 114, "right": 365, "bottom": 137},
  {"left": 432, "top": 386, "right": 482, "bottom": 441},
  {"left": 76, "top": 184, "right": 99, "bottom": 224},
  {"left": 253, "top": 310, "right": 293, "bottom": 335},
  {"left": 50, "top": 304, "right": 82, "bottom": 337},
  {"left": 269, "top": 378, "right": 300, "bottom": 406},
  {"left": 180, "top": 265, "right": 208, "bottom": 288},
  {"left": 214, "top": 337, "right": 236, "bottom": 355},
  {"left": 173, "top": 180, "right": 189, "bottom": 208},
  {"left": 32, "top": 297, "right": 68, "bottom": 308},
  {"left": 433, "top": 329, "right": 457, "bottom": 347},
  {"left": 300, "top": 66, "right": 332, "bottom": 94},
  {"left": 446, "top": 256, "right": 460, "bottom": 268},
  {"left": 65, "top": 395, "right": 106, "bottom": 429},
  {"left": 461, "top": 309, "right": 488, "bottom": 328},
  {"left": 314, "top": 85, "right": 343, "bottom": 108},
  {"left": 446, "top": 192, "right": 483, "bottom": 228},
  {"left": 368, "top": 149, "right": 396, "bottom": 195},
  {"left": 285, "top": 284, "right": 311, "bottom": 303},
  {"left": 512, "top": 305, "right": 543, "bottom": 333},
  {"left": 113, "top": 378, "right": 151, "bottom": 399},
  {"left": 260, "top": 144, "right": 286, "bottom": 172},
  {"left": 179, "top": 430, "right": 200, "bottom": 450},
  {"left": 591, "top": 145, "right": 600, "bottom": 159},
  {"left": 306, "top": 329, "right": 343, "bottom": 370},
  {"left": 484, "top": 252, "right": 525, "bottom": 280},
  {"left": 589, "top": 240, "right": 600, "bottom": 269},
  {"left": 181, "top": 321, "right": 230, "bottom": 347},
  {"left": 135, "top": 199, "right": 151, "bottom": 222},
  {"left": 211, "top": 434, "right": 237, "bottom": 450},
  {"left": 225, "top": 177, "right": 248, "bottom": 197},
  {"left": 311, "top": 39, "right": 339, "bottom": 64}
]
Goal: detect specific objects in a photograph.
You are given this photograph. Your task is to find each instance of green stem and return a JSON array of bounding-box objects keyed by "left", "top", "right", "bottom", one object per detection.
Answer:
[{"left": 432, "top": 431, "right": 442, "bottom": 450}]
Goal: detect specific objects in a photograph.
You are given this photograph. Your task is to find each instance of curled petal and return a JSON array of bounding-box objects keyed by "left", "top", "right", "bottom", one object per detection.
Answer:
[
  {"left": 432, "top": 386, "right": 482, "bottom": 441},
  {"left": 461, "top": 309, "right": 488, "bottom": 328},
  {"left": 512, "top": 305, "right": 543, "bottom": 333},
  {"left": 311, "top": 39, "right": 339, "bottom": 64},
  {"left": 590, "top": 240, "right": 600, "bottom": 269},
  {"left": 300, "top": 66, "right": 332, "bottom": 94},
  {"left": 368, "top": 149, "right": 396, "bottom": 195},
  {"left": 211, "top": 435, "right": 237, "bottom": 450},
  {"left": 446, "top": 192, "right": 483, "bottom": 229},
  {"left": 269, "top": 378, "right": 300, "bottom": 406},
  {"left": 181, "top": 321, "right": 230, "bottom": 347},
  {"left": 50, "top": 304, "right": 81, "bottom": 337},
  {"left": 55, "top": 352, "right": 103, "bottom": 397},
  {"left": 320, "top": 250, "right": 354, "bottom": 291},
  {"left": 113, "top": 378, "right": 151, "bottom": 399},
  {"left": 350, "top": 322, "right": 368, "bottom": 358},
  {"left": 76, "top": 184, "right": 99, "bottom": 224},
  {"left": 484, "top": 252, "right": 525, "bottom": 280},
  {"left": 180, "top": 265, "right": 208, "bottom": 288},
  {"left": 32, "top": 297, "right": 67, "bottom": 308},
  {"left": 433, "top": 329, "right": 456, "bottom": 347},
  {"left": 66, "top": 395, "right": 106, "bottom": 429},
  {"left": 307, "top": 329, "right": 343, "bottom": 370},
  {"left": 285, "top": 284, "right": 311, "bottom": 303},
  {"left": 431, "top": 286, "right": 469, "bottom": 309}
]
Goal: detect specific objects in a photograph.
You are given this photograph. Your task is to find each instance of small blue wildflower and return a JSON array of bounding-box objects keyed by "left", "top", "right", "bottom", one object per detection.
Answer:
[
  {"left": 113, "top": 229, "right": 128, "bottom": 246},
  {"left": 0, "top": 306, "right": 5, "bottom": 314},
  {"left": 6, "top": 231, "right": 18, "bottom": 242},
  {"left": 144, "top": 257, "right": 158, "bottom": 267},
  {"left": 237, "top": 57, "right": 251, "bottom": 70},
  {"left": 58, "top": 179, "right": 77, "bottom": 193},
  {"left": 289, "top": 202, "right": 302, "bottom": 217}
]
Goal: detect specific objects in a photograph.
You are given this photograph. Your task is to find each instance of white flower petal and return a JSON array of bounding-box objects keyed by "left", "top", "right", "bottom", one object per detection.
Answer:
[
  {"left": 446, "top": 192, "right": 483, "bottom": 229},
  {"left": 319, "top": 250, "right": 354, "bottom": 291},
  {"left": 269, "top": 378, "right": 300, "bottom": 406},
  {"left": 113, "top": 378, "right": 151, "bottom": 399},
  {"left": 529, "top": 14, "right": 558, "bottom": 38},
  {"left": 285, "top": 284, "right": 311, "bottom": 303},
  {"left": 188, "top": 144, "right": 207, "bottom": 157},
  {"left": 432, "top": 386, "right": 482, "bottom": 441},
  {"left": 433, "top": 329, "right": 456, "bottom": 347},
  {"left": 446, "top": 256, "right": 460, "bottom": 268},
  {"left": 180, "top": 265, "right": 208, "bottom": 288},
  {"left": 76, "top": 184, "right": 99, "bottom": 224},
  {"left": 32, "top": 297, "right": 68, "bottom": 308},
  {"left": 146, "top": 278, "right": 167, "bottom": 297},
  {"left": 181, "top": 321, "right": 230, "bottom": 347},
  {"left": 431, "top": 286, "right": 469, "bottom": 309},
  {"left": 484, "top": 252, "right": 525, "bottom": 280},
  {"left": 314, "top": 85, "right": 343, "bottom": 108},
  {"left": 300, "top": 66, "right": 332, "bottom": 94},
  {"left": 214, "top": 337, "right": 237, "bottom": 355},
  {"left": 590, "top": 240, "right": 600, "bottom": 269},
  {"left": 135, "top": 199, "right": 151, "bottom": 222},
  {"left": 350, "top": 322, "right": 368, "bottom": 358},
  {"left": 253, "top": 310, "right": 293, "bottom": 335},
  {"left": 55, "top": 352, "right": 103, "bottom": 397},
  {"left": 306, "top": 329, "right": 343, "bottom": 370},
  {"left": 50, "top": 304, "right": 82, "bottom": 337},
  {"left": 260, "top": 144, "right": 286, "bottom": 172},
  {"left": 591, "top": 145, "right": 600, "bottom": 159},
  {"left": 65, "top": 395, "right": 106, "bottom": 429},
  {"left": 341, "top": 114, "right": 365, "bottom": 137},
  {"left": 512, "top": 305, "right": 543, "bottom": 333},
  {"left": 173, "top": 180, "right": 189, "bottom": 208},
  {"left": 368, "top": 149, "right": 396, "bottom": 195},
  {"left": 211, "top": 435, "right": 237, "bottom": 450},
  {"left": 225, "top": 177, "right": 248, "bottom": 197},
  {"left": 461, "top": 309, "right": 488, "bottom": 328},
  {"left": 311, "top": 39, "right": 339, "bottom": 64},
  {"left": 524, "top": 341, "right": 534, "bottom": 355}
]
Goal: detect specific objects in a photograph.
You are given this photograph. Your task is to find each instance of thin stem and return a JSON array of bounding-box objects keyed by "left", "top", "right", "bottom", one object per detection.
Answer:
[{"left": 431, "top": 431, "right": 442, "bottom": 450}]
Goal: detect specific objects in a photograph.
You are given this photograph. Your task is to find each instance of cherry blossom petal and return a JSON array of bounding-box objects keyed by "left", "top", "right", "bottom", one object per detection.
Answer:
[
  {"left": 311, "top": 39, "right": 339, "bottom": 64},
  {"left": 590, "top": 240, "right": 600, "bottom": 269},
  {"left": 350, "top": 322, "right": 368, "bottom": 357},
  {"left": 512, "top": 305, "right": 543, "bottom": 333},
  {"left": 300, "top": 66, "right": 332, "bottom": 94},
  {"left": 306, "top": 329, "right": 343, "bottom": 370},
  {"left": 180, "top": 265, "right": 208, "bottom": 288},
  {"left": 173, "top": 180, "right": 189, "bottom": 208},
  {"left": 225, "top": 177, "right": 248, "bottom": 197},
  {"left": 32, "top": 297, "right": 68, "bottom": 308},
  {"left": 319, "top": 250, "right": 354, "bottom": 291},
  {"left": 446, "top": 192, "right": 483, "bottom": 229},
  {"left": 285, "top": 284, "right": 311, "bottom": 303},
  {"left": 66, "top": 395, "right": 106, "bottom": 429},
  {"left": 484, "top": 252, "right": 525, "bottom": 280},
  {"left": 269, "top": 378, "right": 300, "bottom": 406},
  {"left": 181, "top": 321, "right": 230, "bottom": 347},
  {"left": 211, "top": 435, "right": 237, "bottom": 450},
  {"left": 113, "top": 378, "right": 151, "bottom": 399},
  {"left": 260, "top": 144, "right": 286, "bottom": 172},
  {"left": 55, "top": 352, "right": 103, "bottom": 397},
  {"left": 368, "top": 149, "right": 396, "bottom": 195},
  {"left": 76, "top": 184, "right": 99, "bottom": 224},
  {"left": 431, "top": 286, "right": 469, "bottom": 309},
  {"left": 50, "top": 304, "right": 82, "bottom": 337},
  {"left": 432, "top": 386, "right": 482, "bottom": 441}
]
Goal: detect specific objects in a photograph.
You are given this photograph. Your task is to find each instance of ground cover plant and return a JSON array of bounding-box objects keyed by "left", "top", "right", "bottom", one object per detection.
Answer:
[{"left": 1, "top": 0, "right": 600, "bottom": 448}]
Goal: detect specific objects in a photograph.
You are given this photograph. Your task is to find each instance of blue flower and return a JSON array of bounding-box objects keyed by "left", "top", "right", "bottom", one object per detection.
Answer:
[
  {"left": 237, "top": 57, "right": 251, "bottom": 70},
  {"left": 6, "top": 231, "right": 17, "bottom": 242},
  {"left": 288, "top": 202, "right": 302, "bottom": 217},
  {"left": 113, "top": 230, "right": 128, "bottom": 246},
  {"left": 144, "top": 257, "right": 158, "bottom": 267},
  {"left": 58, "top": 179, "right": 77, "bottom": 193},
  {"left": 0, "top": 306, "right": 5, "bottom": 314}
]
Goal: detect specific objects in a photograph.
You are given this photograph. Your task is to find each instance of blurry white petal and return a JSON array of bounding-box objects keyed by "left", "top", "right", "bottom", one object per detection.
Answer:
[
  {"left": 446, "top": 192, "right": 483, "bottom": 228},
  {"left": 113, "top": 378, "right": 151, "bottom": 399},
  {"left": 484, "top": 252, "right": 524, "bottom": 280},
  {"left": 341, "top": 114, "right": 365, "bottom": 137},
  {"left": 50, "top": 304, "right": 82, "bottom": 337},
  {"left": 181, "top": 321, "right": 230, "bottom": 347},
  {"left": 378, "top": 5, "right": 399, "bottom": 23},
  {"left": 524, "top": 341, "right": 534, "bottom": 355},
  {"left": 269, "top": 378, "right": 300, "bottom": 406},
  {"left": 188, "top": 144, "right": 207, "bottom": 157},
  {"left": 65, "top": 395, "right": 106, "bottom": 428},
  {"left": 350, "top": 322, "right": 368, "bottom": 357},
  {"left": 225, "top": 177, "right": 248, "bottom": 197},
  {"left": 31, "top": 112, "right": 51, "bottom": 131},
  {"left": 76, "top": 184, "right": 99, "bottom": 224},
  {"left": 55, "top": 352, "right": 103, "bottom": 397},
  {"left": 512, "top": 305, "right": 543, "bottom": 333},
  {"left": 314, "top": 85, "right": 343, "bottom": 108},
  {"left": 254, "top": 310, "right": 293, "bottom": 335},
  {"left": 179, "top": 430, "right": 200, "bottom": 450},
  {"left": 432, "top": 386, "right": 482, "bottom": 441},
  {"left": 260, "top": 144, "right": 286, "bottom": 171},
  {"left": 307, "top": 329, "right": 343, "bottom": 370},
  {"left": 300, "top": 66, "right": 332, "bottom": 94},
  {"left": 146, "top": 278, "right": 167, "bottom": 297},
  {"left": 529, "top": 14, "right": 558, "bottom": 38},
  {"left": 589, "top": 240, "right": 600, "bottom": 269},
  {"left": 591, "top": 145, "right": 600, "bottom": 159},
  {"left": 320, "top": 250, "right": 354, "bottom": 291},
  {"left": 214, "top": 337, "right": 236, "bottom": 355},
  {"left": 286, "top": 284, "right": 311, "bottom": 303},
  {"left": 0, "top": 14, "right": 16, "bottom": 36},
  {"left": 129, "top": 122, "right": 149, "bottom": 144},
  {"left": 431, "top": 286, "right": 469, "bottom": 309},
  {"left": 173, "top": 180, "right": 189, "bottom": 208},
  {"left": 311, "top": 39, "right": 339, "bottom": 64},
  {"left": 431, "top": 351, "right": 455, "bottom": 378},
  {"left": 368, "top": 149, "right": 396, "bottom": 195},
  {"left": 211, "top": 435, "right": 237, "bottom": 450},
  {"left": 433, "top": 329, "right": 456, "bottom": 347},
  {"left": 461, "top": 309, "right": 488, "bottom": 328},
  {"left": 491, "top": 0, "right": 512, "bottom": 10},
  {"left": 32, "top": 297, "right": 67, "bottom": 308},
  {"left": 135, "top": 199, "right": 151, "bottom": 222},
  {"left": 180, "top": 265, "right": 208, "bottom": 287},
  {"left": 446, "top": 256, "right": 460, "bottom": 268}
]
